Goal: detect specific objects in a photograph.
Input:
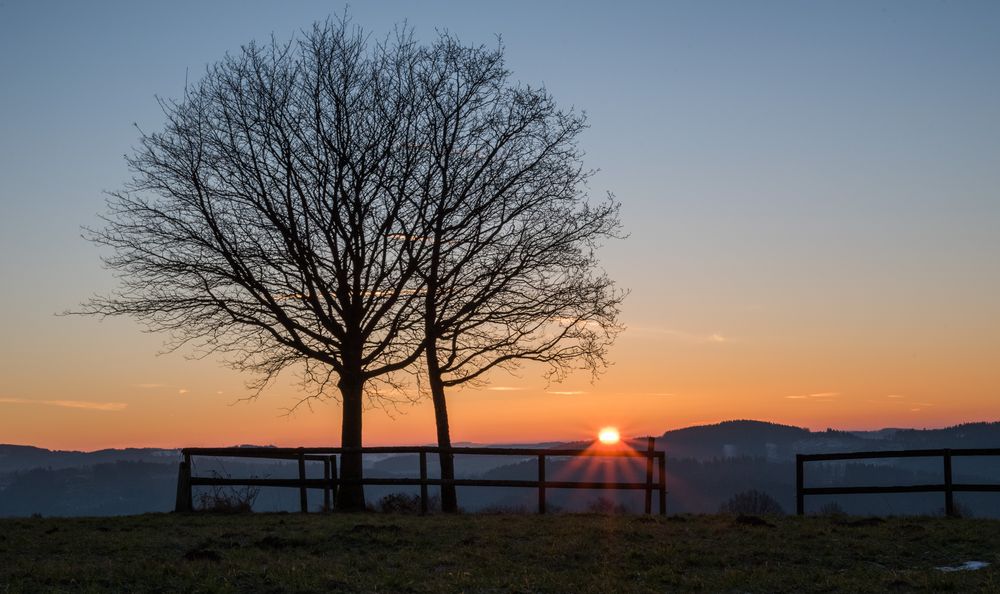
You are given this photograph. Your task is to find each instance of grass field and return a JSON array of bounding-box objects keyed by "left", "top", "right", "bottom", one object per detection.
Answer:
[{"left": 1, "top": 512, "right": 998, "bottom": 592}]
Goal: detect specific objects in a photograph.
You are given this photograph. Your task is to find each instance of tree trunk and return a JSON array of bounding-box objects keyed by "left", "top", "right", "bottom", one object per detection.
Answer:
[
  {"left": 336, "top": 375, "right": 366, "bottom": 511},
  {"left": 426, "top": 344, "right": 458, "bottom": 513}
]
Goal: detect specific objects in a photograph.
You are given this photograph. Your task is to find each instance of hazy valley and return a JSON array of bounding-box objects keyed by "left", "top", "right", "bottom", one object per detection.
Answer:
[{"left": 3, "top": 420, "right": 998, "bottom": 518}]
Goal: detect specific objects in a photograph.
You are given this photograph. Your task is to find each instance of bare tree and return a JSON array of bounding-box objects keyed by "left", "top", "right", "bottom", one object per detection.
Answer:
[
  {"left": 82, "top": 19, "right": 622, "bottom": 514},
  {"left": 409, "top": 37, "right": 625, "bottom": 512},
  {"left": 83, "top": 20, "right": 432, "bottom": 510}
]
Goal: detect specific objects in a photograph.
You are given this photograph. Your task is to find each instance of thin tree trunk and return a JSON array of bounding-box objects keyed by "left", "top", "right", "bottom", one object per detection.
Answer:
[
  {"left": 426, "top": 343, "right": 458, "bottom": 513},
  {"left": 336, "top": 374, "right": 366, "bottom": 511}
]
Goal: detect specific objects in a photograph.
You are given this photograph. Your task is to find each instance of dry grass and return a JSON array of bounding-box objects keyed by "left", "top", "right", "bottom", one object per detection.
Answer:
[{"left": 1, "top": 513, "right": 998, "bottom": 592}]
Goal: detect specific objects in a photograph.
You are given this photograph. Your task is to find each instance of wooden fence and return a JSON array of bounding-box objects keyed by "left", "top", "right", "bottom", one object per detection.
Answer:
[
  {"left": 176, "top": 437, "right": 667, "bottom": 515},
  {"left": 796, "top": 448, "right": 1000, "bottom": 516}
]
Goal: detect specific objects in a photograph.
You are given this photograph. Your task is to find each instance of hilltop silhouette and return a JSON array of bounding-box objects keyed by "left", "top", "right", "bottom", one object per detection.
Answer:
[{"left": 3, "top": 420, "right": 998, "bottom": 517}]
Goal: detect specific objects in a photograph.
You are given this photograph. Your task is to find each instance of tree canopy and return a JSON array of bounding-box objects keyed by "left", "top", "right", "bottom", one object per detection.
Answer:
[{"left": 84, "top": 18, "right": 623, "bottom": 511}]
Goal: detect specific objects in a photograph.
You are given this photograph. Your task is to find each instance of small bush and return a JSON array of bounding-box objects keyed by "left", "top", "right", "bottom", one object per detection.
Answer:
[
  {"left": 586, "top": 496, "right": 628, "bottom": 515},
  {"left": 374, "top": 492, "right": 439, "bottom": 514},
  {"left": 719, "top": 489, "right": 785, "bottom": 516},
  {"left": 195, "top": 471, "right": 260, "bottom": 513},
  {"left": 817, "top": 502, "right": 847, "bottom": 518}
]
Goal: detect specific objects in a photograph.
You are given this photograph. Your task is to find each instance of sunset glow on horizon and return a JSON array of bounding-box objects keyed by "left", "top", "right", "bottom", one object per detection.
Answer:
[{"left": 598, "top": 427, "right": 621, "bottom": 445}]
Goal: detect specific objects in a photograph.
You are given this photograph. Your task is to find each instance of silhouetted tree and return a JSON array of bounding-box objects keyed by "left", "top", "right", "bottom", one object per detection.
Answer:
[
  {"left": 83, "top": 18, "right": 622, "bottom": 513},
  {"left": 83, "top": 20, "right": 433, "bottom": 510},
  {"left": 409, "top": 36, "right": 624, "bottom": 512}
]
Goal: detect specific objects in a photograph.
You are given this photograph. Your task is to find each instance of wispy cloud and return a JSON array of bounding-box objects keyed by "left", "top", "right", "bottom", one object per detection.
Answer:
[
  {"left": 786, "top": 392, "right": 840, "bottom": 400},
  {"left": 46, "top": 400, "right": 129, "bottom": 411},
  {"left": 486, "top": 386, "right": 525, "bottom": 392},
  {"left": 133, "top": 383, "right": 165, "bottom": 389},
  {"left": 630, "top": 326, "right": 733, "bottom": 344},
  {"left": 866, "top": 396, "right": 934, "bottom": 410},
  {"left": 0, "top": 397, "right": 128, "bottom": 412},
  {"left": 178, "top": 388, "right": 189, "bottom": 395},
  {"left": 546, "top": 390, "right": 586, "bottom": 396}
]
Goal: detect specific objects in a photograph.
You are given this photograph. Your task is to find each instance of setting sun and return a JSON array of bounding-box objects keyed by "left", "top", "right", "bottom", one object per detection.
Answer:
[{"left": 597, "top": 426, "right": 620, "bottom": 445}]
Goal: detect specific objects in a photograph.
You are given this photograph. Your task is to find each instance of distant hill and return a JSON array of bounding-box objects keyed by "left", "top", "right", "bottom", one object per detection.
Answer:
[
  {"left": 656, "top": 420, "right": 813, "bottom": 460},
  {"left": 6, "top": 420, "right": 997, "bottom": 472},
  {"left": 656, "top": 420, "right": 1000, "bottom": 461},
  {"left": 3, "top": 420, "right": 999, "bottom": 517},
  {"left": 0, "top": 445, "right": 181, "bottom": 474}
]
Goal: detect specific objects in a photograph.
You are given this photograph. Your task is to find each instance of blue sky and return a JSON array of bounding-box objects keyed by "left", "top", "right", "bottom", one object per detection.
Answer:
[{"left": 1, "top": 1, "right": 998, "bottom": 448}]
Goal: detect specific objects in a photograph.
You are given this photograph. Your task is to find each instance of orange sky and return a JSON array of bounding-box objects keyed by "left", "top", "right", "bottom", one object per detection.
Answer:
[{"left": 1, "top": 299, "right": 996, "bottom": 451}]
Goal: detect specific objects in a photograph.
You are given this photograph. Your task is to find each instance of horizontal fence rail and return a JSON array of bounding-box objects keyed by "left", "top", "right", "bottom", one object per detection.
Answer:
[
  {"left": 796, "top": 448, "right": 1000, "bottom": 516},
  {"left": 177, "top": 438, "right": 667, "bottom": 515}
]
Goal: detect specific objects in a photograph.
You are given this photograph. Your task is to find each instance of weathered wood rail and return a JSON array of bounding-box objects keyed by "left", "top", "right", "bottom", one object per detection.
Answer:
[
  {"left": 796, "top": 448, "right": 1000, "bottom": 516},
  {"left": 176, "top": 438, "right": 667, "bottom": 515}
]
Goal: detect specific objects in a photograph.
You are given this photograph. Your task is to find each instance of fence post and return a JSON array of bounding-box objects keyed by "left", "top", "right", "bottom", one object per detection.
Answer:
[
  {"left": 538, "top": 454, "right": 546, "bottom": 514},
  {"left": 796, "top": 454, "right": 804, "bottom": 516},
  {"left": 174, "top": 453, "right": 193, "bottom": 512},
  {"left": 644, "top": 437, "right": 654, "bottom": 514},
  {"left": 419, "top": 451, "right": 429, "bottom": 515},
  {"left": 943, "top": 449, "right": 954, "bottom": 517},
  {"left": 323, "top": 457, "right": 332, "bottom": 512},
  {"left": 658, "top": 453, "right": 667, "bottom": 516},
  {"left": 297, "top": 449, "right": 308, "bottom": 513},
  {"left": 330, "top": 455, "right": 339, "bottom": 511}
]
